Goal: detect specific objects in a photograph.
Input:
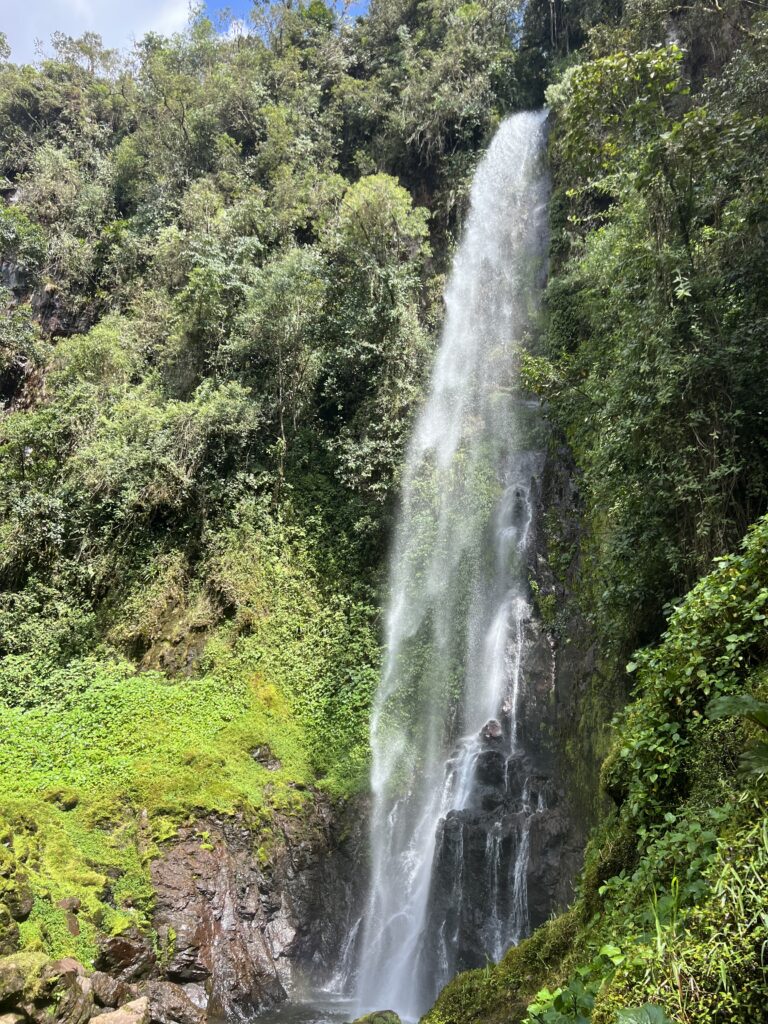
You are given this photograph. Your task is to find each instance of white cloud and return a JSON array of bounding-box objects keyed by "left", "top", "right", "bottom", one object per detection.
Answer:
[{"left": 4, "top": 0, "right": 192, "bottom": 64}]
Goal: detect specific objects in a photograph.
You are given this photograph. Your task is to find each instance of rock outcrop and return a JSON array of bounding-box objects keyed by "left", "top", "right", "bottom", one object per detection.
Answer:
[
  {"left": 0, "top": 788, "right": 367, "bottom": 1023},
  {"left": 149, "top": 797, "right": 366, "bottom": 1008}
]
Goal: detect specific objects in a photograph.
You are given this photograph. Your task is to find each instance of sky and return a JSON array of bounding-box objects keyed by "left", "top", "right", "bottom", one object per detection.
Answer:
[{"left": 3, "top": 0, "right": 369, "bottom": 65}]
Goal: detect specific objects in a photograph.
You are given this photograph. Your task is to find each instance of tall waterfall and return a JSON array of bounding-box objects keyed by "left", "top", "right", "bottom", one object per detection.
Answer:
[{"left": 354, "top": 111, "right": 551, "bottom": 1020}]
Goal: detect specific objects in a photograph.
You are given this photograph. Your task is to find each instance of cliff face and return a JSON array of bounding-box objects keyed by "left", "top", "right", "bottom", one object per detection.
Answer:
[
  {"left": 522, "top": 441, "right": 615, "bottom": 926},
  {"left": 148, "top": 801, "right": 367, "bottom": 1013},
  {"left": 0, "top": 795, "right": 368, "bottom": 1024}
]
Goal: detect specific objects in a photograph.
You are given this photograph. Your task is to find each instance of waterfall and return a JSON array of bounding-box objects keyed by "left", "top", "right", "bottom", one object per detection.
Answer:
[{"left": 355, "top": 111, "right": 550, "bottom": 1020}]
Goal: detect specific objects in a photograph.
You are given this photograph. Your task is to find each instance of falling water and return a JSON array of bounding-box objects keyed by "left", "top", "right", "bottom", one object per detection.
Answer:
[{"left": 355, "top": 111, "right": 550, "bottom": 1019}]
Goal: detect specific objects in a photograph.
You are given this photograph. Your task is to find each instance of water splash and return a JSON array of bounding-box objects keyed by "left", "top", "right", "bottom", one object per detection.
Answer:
[{"left": 355, "top": 111, "right": 550, "bottom": 1019}]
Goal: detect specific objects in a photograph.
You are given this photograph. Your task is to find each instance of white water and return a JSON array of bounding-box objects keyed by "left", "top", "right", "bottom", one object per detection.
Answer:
[{"left": 355, "top": 111, "right": 550, "bottom": 1019}]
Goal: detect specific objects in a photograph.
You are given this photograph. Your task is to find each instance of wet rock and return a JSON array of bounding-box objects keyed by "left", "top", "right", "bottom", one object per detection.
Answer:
[
  {"left": 350, "top": 1012, "right": 401, "bottom": 1024},
  {"left": 92, "top": 997, "right": 150, "bottom": 1024},
  {"left": 141, "top": 981, "right": 204, "bottom": 1024},
  {"left": 90, "top": 972, "right": 136, "bottom": 1009},
  {"left": 148, "top": 795, "right": 368, "bottom": 1004},
  {"left": 40, "top": 961, "right": 93, "bottom": 1024},
  {"left": 475, "top": 749, "right": 507, "bottom": 788},
  {"left": 0, "top": 1012, "right": 26, "bottom": 1024},
  {"left": 95, "top": 929, "right": 156, "bottom": 982},
  {"left": 481, "top": 719, "right": 503, "bottom": 741},
  {"left": 151, "top": 827, "right": 285, "bottom": 1021},
  {"left": 176, "top": 986, "right": 206, "bottom": 1012}
]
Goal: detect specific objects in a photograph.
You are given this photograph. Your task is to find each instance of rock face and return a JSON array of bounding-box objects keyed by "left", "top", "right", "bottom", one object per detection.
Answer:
[
  {"left": 95, "top": 931, "right": 156, "bottom": 984},
  {"left": 147, "top": 797, "right": 367, "bottom": 1017},
  {"left": 150, "top": 824, "right": 285, "bottom": 1021},
  {"left": 0, "top": 791, "right": 367, "bottom": 1023}
]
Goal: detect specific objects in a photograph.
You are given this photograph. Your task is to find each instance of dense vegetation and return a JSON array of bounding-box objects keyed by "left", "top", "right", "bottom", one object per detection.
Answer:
[{"left": 0, "top": 0, "right": 766, "bottom": 1020}]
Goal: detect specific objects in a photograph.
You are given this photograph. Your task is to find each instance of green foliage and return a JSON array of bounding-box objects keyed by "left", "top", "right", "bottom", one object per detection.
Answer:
[
  {"left": 602, "top": 516, "right": 768, "bottom": 822},
  {"left": 542, "top": 11, "right": 768, "bottom": 654},
  {"left": 707, "top": 694, "right": 768, "bottom": 776},
  {"left": 616, "top": 1008, "right": 672, "bottom": 1024}
]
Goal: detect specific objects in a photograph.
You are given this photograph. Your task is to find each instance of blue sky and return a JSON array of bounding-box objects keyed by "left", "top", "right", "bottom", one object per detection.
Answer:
[{"left": 4, "top": 1, "right": 369, "bottom": 65}]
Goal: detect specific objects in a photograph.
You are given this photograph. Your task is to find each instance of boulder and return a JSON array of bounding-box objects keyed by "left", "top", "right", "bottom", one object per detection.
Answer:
[
  {"left": 92, "top": 997, "right": 150, "bottom": 1024},
  {"left": 141, "top": 981, "right": 204, "bottom": 1024},
  {"left": 350, "top": 1013, "right": 402, "bottom": 1024},
  {"left": 0, "top": 957, "right": 28, "bottom": 1006},
  {"left": 40, "top": 961, "right": 93, "bottom": 1024},
  {"left": 95, "top": 929, "right": 156, "bottom": 983},
  {"left": 481, "top": 718, "right": 503, "bottom": 741},
  {"left": 90, "top": 972, "right": 136, "bottom": 1010},
  {"left": 47, "top": 959, "right": 85, "bottom": 979}
]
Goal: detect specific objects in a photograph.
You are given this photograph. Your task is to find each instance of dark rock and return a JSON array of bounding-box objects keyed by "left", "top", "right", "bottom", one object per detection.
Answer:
[
  {"left": 149, "top": 797, "right": 368, "bottom": 1013},
  {"left": 140, "top": 981, "right": 204, "bottom": 1024},
  {"left": 481, "top": 719, "right": 503, "bottom": 741},
  {"left": 40, "top": 961, "right": 93, "bottom": 1024},
  {"left": 90, "top": 972, "right": 136, "bottom": 1009},
  {"left": 151, "top": 829, "right": 285, "bottom": 1021},
  {"left": 250, "top": 746, "right": 281, "bottom": 772},
  {"left": 95, "top": 929, "right": 156, "bottom": 983},
  {"left": 474, "top": 749, "right": 507, "bottom": 788}
]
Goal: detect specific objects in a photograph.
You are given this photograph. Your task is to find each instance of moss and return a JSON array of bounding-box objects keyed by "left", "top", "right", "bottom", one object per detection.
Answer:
[
  {"left": 424, "top": 910, "right": 583, "bottom": 1024},
  {"left": 578, "top": 815, "right": 638, "bottom": 920}
]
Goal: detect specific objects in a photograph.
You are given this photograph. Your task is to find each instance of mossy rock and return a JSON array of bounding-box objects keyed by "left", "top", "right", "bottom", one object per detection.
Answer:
[
  {"left": 350, "top": 1013, "right": 401, "bottom": 1024},
  {"left": 0, "top": 952, "right": 49, "bottom": 1006},
  {"left": 425, "top": 909, "right": 583, "bottom": 1024},
  {"left": 42, "top": 788, "right": 79, "bottom": 812}
]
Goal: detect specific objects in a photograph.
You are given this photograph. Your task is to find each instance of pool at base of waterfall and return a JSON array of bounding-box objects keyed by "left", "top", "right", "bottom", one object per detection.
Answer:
[{"left": 252, "top": 997, "right": 356, "bottom": 1024}]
